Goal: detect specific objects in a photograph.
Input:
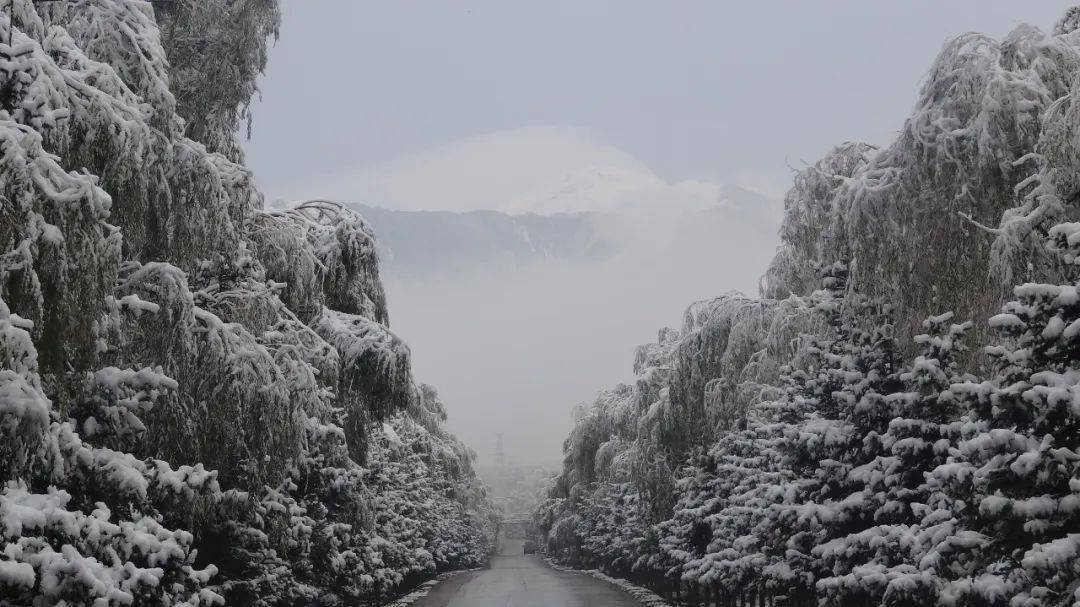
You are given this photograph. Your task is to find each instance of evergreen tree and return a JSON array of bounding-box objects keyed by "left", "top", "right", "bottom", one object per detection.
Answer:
[
  {"left": 816, "top": 312, "right": 973, "bottom": 606},
  {"left": 925, "top": 222, "right": 1080, "bottom": 607},
  {"left": 757, "top": 263, "right": 905, "bottom": 603}
]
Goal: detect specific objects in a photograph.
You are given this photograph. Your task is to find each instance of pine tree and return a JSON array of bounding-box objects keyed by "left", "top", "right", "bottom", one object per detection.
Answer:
[
  {"left": 668, "top": 409, "right": 792, "bottom": 605},
  {"left": 924, "top": 222, "right": 1080, "bottom": 607},
  {"left": 815, "top": 312, "right": 973, "bottom": 606},
  {"left": 755, "top": 263, "right": 906, "bottom": 604}
]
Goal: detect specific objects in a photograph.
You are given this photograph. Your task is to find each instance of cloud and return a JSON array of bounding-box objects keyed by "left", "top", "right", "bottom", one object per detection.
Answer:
[
  {"left": 504, "top": 165, "right": 717, "bottom": 215},
  {"left": 268, "top": 125, "right": 792, "bottom": 217},
  {"left": 387, "top": 197, "right": 781, "bottom": 464},
  {"left": 271, "top": 126, "right": 650, "bottom": 212}
]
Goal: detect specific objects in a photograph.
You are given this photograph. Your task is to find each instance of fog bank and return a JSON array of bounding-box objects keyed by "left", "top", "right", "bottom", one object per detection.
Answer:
[{"left": 381, "top": 196, "right": 778, "bottom": 464}]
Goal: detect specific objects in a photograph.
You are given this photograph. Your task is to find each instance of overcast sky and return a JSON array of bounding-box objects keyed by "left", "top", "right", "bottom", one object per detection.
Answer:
[
  {"left": 244, "top": 2, "right": 1073, "bottom": 464},
  {"left": 246, "top": 1, "right": 1070, "bottom": 209}
]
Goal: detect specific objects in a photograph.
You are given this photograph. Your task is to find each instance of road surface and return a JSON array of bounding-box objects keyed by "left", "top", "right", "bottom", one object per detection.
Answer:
[{"left": 412, "top": 537, "right": 645, "bottom": 607}]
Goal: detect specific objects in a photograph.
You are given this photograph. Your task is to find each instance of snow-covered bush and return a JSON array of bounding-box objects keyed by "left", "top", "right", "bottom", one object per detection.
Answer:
[{"left": 0, "top": 484, "right": 222, "bottom": 607}]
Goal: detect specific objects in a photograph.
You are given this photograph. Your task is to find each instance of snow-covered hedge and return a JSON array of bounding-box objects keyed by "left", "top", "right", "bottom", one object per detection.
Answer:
[
  {"left": 0, "top": 1, "right": 495, "bottom": 604},
  {"left": 538, "top": 7, "right": 1080, "bottom": 607}
]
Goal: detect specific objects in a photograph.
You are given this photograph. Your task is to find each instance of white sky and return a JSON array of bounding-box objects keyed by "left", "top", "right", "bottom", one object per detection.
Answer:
[{"left": 244, "top": 1, "right": 1073, "bottom": 463}]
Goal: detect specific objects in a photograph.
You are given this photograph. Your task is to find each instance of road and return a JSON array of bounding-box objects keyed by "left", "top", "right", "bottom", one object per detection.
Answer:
[{"left": 411, "top": 537, "right": 645, "bottom": 607}]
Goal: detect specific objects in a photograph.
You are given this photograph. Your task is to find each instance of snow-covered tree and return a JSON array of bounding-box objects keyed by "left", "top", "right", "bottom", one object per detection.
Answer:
[
  {"left": 536, "top": 6, "right": 1080, "bottom": 607},
  {"left": 155, "top": 0, "right": 281, "bottom": 159},
  {"left": 814, "top": 312, "right": 973, "bottom": 606},
  {"left": 920, "top": 221, "right": 1080, "bottom": 607},
  {"left": 1, "top": 3, "right": 496, "bottom": 605}
]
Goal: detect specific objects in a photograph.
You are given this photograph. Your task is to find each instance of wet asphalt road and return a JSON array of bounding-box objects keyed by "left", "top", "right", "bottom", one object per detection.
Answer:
[{"left": 411, "top": 537, "right": 645, "bottom": 607}]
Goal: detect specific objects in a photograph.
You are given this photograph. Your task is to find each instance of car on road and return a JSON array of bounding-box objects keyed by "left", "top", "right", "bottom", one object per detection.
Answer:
[{"left": 523, "top": 540, "right": 537, "bottom": 554}]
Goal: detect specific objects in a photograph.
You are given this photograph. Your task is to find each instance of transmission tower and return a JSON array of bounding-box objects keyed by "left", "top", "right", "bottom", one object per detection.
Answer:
[{"left": 495, "top": 432, "right": 506, "bottom": 468}]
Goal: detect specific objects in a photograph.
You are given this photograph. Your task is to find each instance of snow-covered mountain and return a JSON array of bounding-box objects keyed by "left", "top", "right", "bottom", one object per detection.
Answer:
[
  {"left": 505, "top": 165, "right": 780, "bottom": 221},
  {"left": 347, "top": 180, "right": 780, "bottom": 281},
  {"left": 345, "top": 203, "right": 616, "bottom": 277},
  {"left": 505, "top": 166, "right": 674, "bottom": 215}
]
